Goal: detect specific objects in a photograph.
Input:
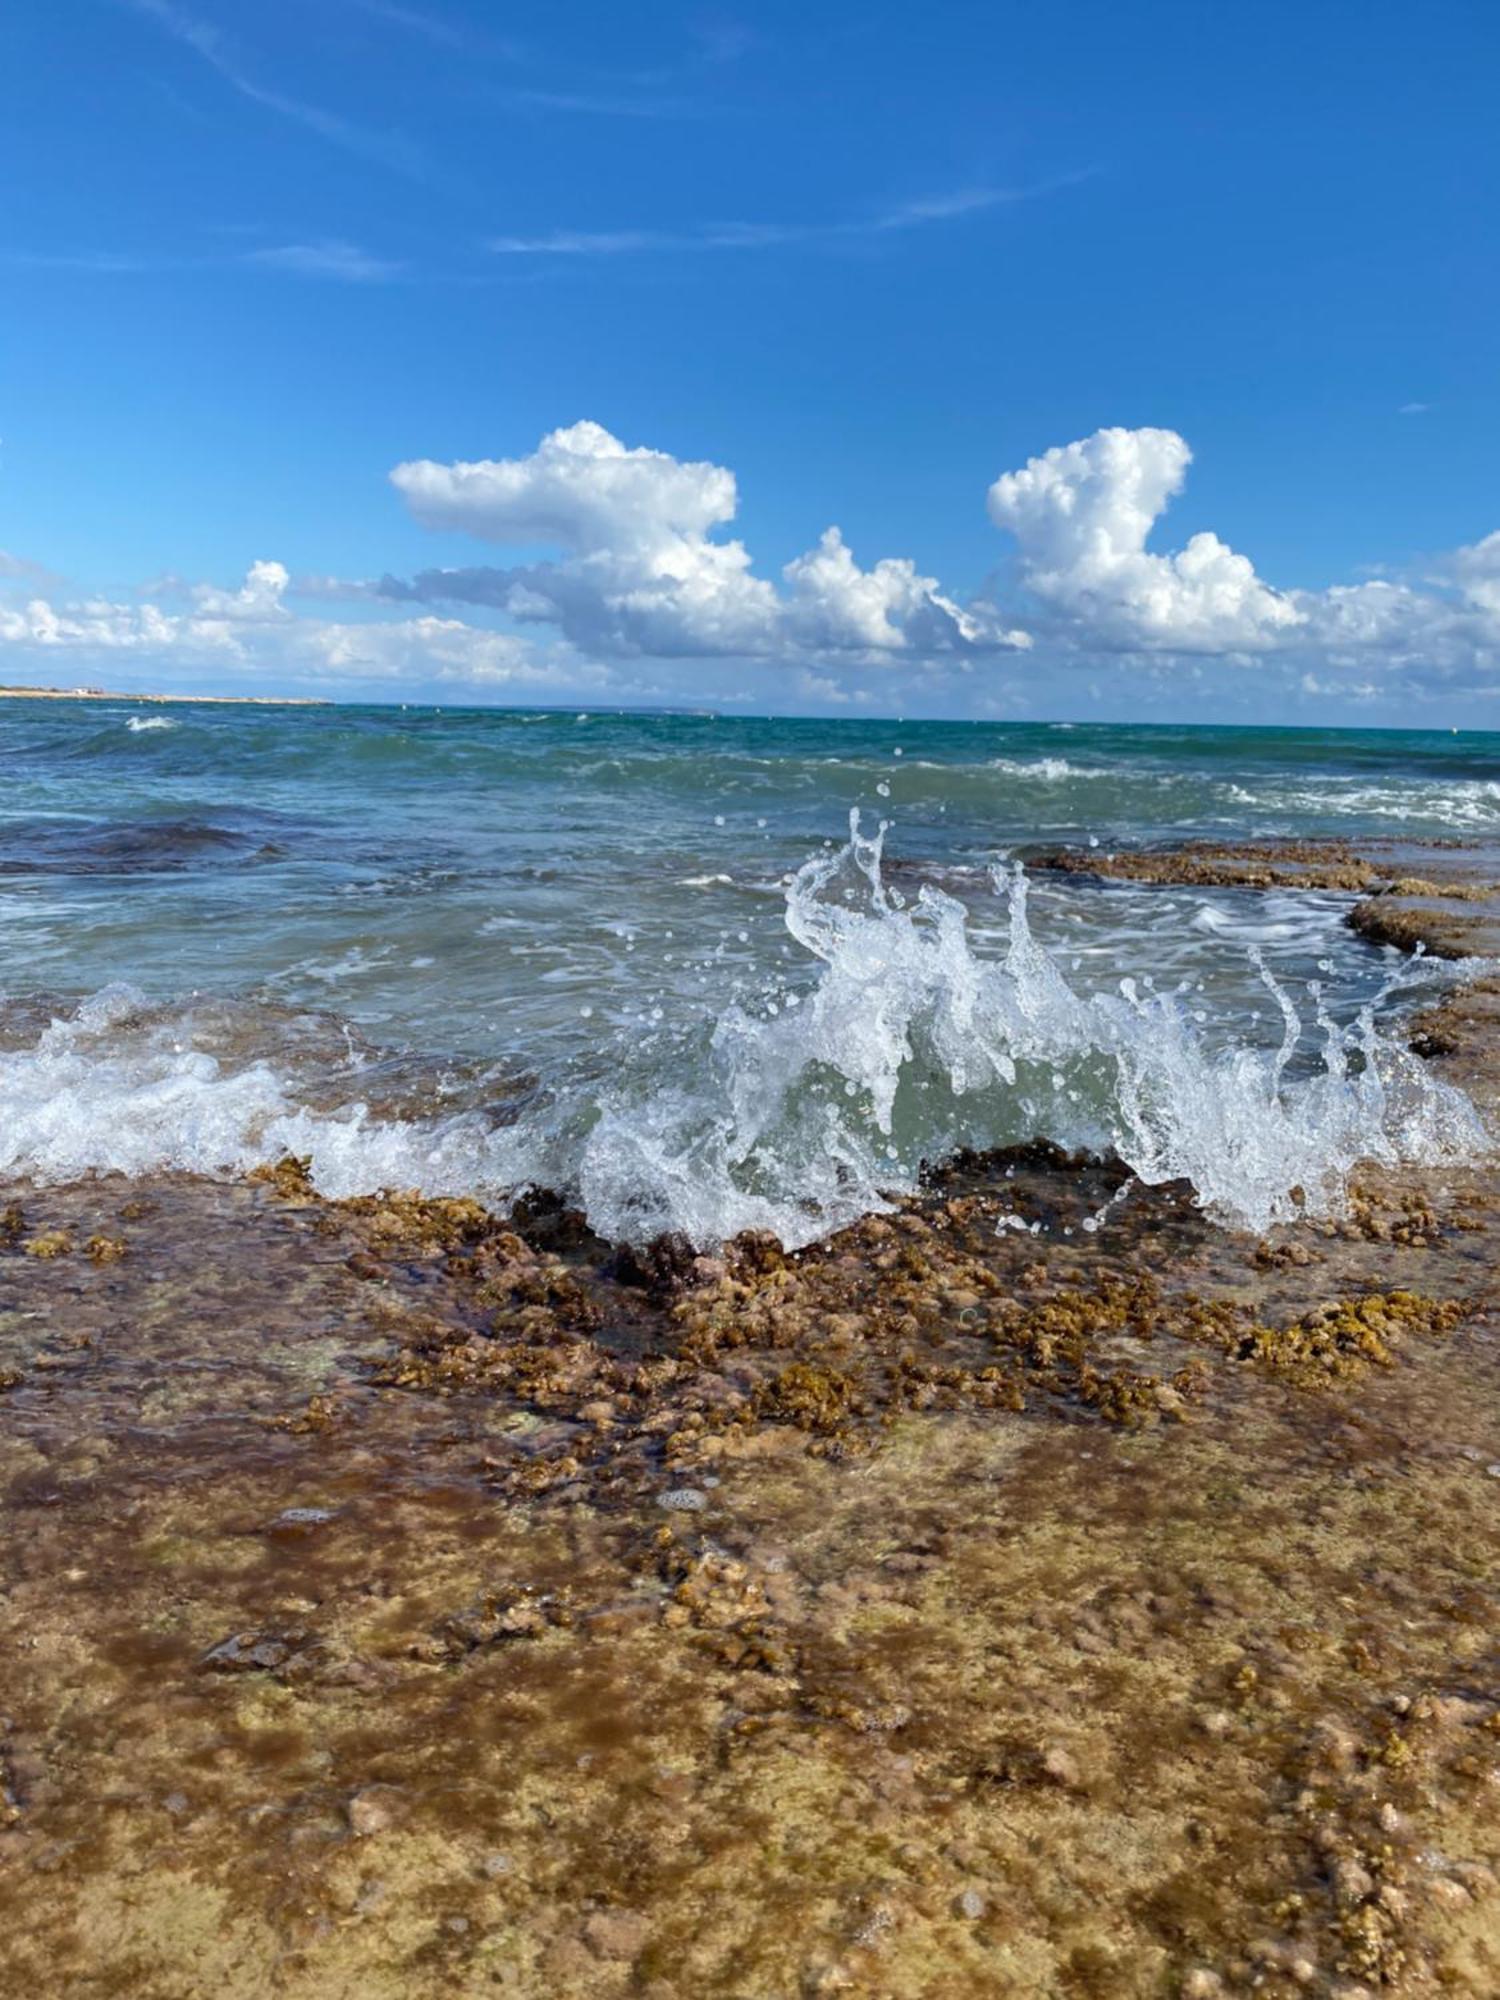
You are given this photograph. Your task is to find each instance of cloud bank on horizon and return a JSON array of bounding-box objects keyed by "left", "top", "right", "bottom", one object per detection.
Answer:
[{"left": 3, "top": 420, "right": 1498, "bottom": 717}]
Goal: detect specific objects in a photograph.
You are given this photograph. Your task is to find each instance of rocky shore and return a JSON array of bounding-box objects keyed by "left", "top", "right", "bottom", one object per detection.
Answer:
[{"left": 1, "top": 842, "right": 1498, "bottom": 1999}]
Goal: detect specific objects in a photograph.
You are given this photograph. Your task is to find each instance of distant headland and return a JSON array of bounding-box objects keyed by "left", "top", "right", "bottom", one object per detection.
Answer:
[{"left": 0, "top": 684, "right": 329, "bottom": 706}]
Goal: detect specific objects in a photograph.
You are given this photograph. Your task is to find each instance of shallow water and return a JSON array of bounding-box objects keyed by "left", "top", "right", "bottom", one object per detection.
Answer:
[{"left": 0, "top": 701, "right": 1492, "bottom": 1241}]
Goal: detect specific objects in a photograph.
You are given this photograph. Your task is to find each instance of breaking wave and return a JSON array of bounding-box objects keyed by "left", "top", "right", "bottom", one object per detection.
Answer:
[
  {"left": 0, "top": 814, "right": 1486, "bottom": 1246},
  {"left": 988, "top": 756, "right": 1085, "bottom": 780},
  {"left": 1226, "top": 778, "right": 1500, "bottom": 830}
]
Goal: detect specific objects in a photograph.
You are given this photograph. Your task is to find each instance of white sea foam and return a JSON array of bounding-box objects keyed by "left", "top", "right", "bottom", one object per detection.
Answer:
[
  {"left": 125, "top": 715, "right": 177, "bottom": 733},
  {"left": 987, "top": 756, "right": 1084, "bottom": 780},
  {"left": 1226, "top": 779, "right": 1500, "bottom": 829},
  {"left": 0, "top": 816, "right": 1486, "bottom": 1245},
  {"left": 0, "top": 984, "right": 491, "bottom": 1196}
]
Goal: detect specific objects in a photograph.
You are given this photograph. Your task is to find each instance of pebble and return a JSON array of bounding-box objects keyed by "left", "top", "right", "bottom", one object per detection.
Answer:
[
  {"left": 582, "top": 1909, "right": 648, "bottom": 1959},
  {"left": 1333, "top": 1857, "right": 1375, "bottom": 1908},
  {"left": 201, "top": 1631, "right": 295, "bottom": 1673},
  {"left": 1039, "top": 1746, "right": 1079, "bottom": 1788},
  {"left": 657, "top": 1488, "right": 708, "bottom": 1512},
  {"left": 956, "top": 1888, "right": 986, "bottom": 1921},
  {"left": 347, "top": 1787, "right": 401, "bottom": 1838},
  {"left": 273, "top": 1507, "right": 335, "bottom": 1527}
]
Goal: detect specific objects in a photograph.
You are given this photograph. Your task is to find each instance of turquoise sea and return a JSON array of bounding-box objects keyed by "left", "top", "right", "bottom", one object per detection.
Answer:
[{"left": 1, "top": 701, "right": 1493, "bottom": 1244}]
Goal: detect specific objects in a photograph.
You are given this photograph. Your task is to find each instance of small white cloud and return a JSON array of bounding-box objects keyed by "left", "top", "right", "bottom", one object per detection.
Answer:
[
  {"left": 243, "top": 241, "right": 404, "bottom": 283},
  {"left": 794, "top": 670, "right": 852, "bottom": 704},
  {"left": 189, "top": 558, "right": 291, "bottom": 618}
]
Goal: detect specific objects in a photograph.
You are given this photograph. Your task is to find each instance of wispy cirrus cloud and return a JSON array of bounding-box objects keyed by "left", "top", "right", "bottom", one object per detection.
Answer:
[
  {"left": 488, "top": 175, "right": 1093, "bottom": 257},
  {"left": 342, "top": 0, "right": 464, "bottom": 48},
  {"left": 495, "top": 11, "right": 755, "bottom": 121},
  {"left": 0, "top": 239, "right": 403, "bottom": 284},
  {"left": 0, "top": 249, "right": 163, "bottom": 274},
  {"left": 687, "top": 13, "right": 756, "bottom": 65},
  {"left": 340, "top": 0, "right": 523, "bottom": 59},
  {"left": 123, "top": 0, "right": 425, "bottom": 177},
  {"left": 500, "top": 87, "right": 706, "bottom": 120},
  {"left": 0, "top": 549, "right": 61, "bottom": 586},
  {"left": 243, "top": 239, "right": 405, "bottom": 282}
]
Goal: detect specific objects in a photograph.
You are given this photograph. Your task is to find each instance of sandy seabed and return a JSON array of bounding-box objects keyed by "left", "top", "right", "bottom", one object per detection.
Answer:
[{"left": 1, "top": 843, "right": 1498, "bottom": 1999}]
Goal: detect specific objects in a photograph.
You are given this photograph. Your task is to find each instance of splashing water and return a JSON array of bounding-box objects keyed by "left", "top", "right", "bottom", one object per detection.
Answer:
[
  {"left": 522, "top": 811, "right": 1486, "bottom": 1244},
  {"left": 0, "top": 813, "right": 1486, "bottom": 1245},
  {"left": 124, "top": 714, "right": 178, "bottom": 733},
  {"left": 0, "top": 984, "right": 497, "bottom": 1195}
]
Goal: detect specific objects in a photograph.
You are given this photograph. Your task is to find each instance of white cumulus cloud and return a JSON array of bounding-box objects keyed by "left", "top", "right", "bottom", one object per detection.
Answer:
[
  {"left": 393, "top": 421, "right": 739, "bottom": 553},
  {"left": 188, "top": 557, "right": 292, "bottom": 619},
  {"left": 987, "top": 426, "right": 1303, "bottom": 650},
  {"left": 5, "top": 420, "right": 1500, "bottom": 712},
  {"left": 0, "top": 563, "right": 597, "bottom": 693},
  {"left": 388, "top": 420, "right": 1029, "bottom": 660},
  {"left": 1452, "top": 530, "right": 1500, "bottom": 618},
  {"left": 782, "top": 527, "right": 1027, "bottom": 653}
]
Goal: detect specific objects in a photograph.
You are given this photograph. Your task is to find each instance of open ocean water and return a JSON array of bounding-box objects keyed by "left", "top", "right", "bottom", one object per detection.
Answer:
[{"left": 0, "top": 701, "right": 1493, "bottom": 1245}]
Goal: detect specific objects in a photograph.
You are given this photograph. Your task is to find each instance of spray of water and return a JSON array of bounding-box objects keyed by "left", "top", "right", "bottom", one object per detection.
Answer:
[
  {"left": 533, "top": 812, "right": 1485, "bottom": 1244},
  {"left": 0, "top": 812, "right": 1486, "bottom": 1245}
]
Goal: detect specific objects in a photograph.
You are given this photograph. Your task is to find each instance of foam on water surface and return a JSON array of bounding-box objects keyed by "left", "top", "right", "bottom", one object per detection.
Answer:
[{"left": 0, "top": 813, "right": 1485, "bottom": 1248}]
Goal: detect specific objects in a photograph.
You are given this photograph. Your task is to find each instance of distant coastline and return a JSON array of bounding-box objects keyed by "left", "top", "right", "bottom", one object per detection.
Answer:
[{"left": 0, "top": 684, "right": 329, "bottom": 706}]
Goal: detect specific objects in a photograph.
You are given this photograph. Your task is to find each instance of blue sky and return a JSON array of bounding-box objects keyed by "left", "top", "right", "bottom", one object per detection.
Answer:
[{"left": 2, "top": 0, "right": 1498, "bottom": 720}]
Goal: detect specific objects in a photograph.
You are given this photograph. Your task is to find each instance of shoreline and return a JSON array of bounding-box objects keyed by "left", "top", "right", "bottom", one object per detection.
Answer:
[
  {"left": 0, "top": 686, "right": 330, "bottom": 706},
  {"left": 2, "top": 836, "right": 1498, "bottom": 1997}
]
